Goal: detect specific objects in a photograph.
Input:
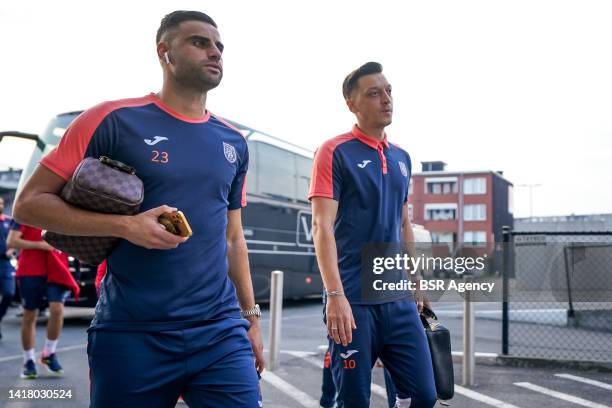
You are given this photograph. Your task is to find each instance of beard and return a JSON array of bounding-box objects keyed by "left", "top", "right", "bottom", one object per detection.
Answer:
[{"left": 175, "top": 61, "right": 223, "bottom": 92}]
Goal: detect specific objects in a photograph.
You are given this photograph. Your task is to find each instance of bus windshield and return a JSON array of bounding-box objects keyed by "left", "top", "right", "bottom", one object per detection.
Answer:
[{"left": 16, "top": 112, "right": 81, "bottom": 192}]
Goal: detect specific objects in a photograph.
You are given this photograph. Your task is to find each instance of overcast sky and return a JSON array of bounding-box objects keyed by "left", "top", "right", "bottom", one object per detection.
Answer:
[{"left": 1, "top": 0, "right": 611, "bottom": 218}]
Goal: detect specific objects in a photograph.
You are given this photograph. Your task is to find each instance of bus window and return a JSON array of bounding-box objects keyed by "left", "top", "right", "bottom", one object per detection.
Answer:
[
  {"left": 246, "top": 140, "right": 258, "bottom": 194},
  {"left": 296, "top": 155, "right": 312, "bottom": 203},
  {"left": 257, "top": 142, "right": 296, "bottom": 202}
]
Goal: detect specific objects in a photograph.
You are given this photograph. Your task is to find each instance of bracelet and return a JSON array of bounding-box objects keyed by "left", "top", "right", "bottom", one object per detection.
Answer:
[
  {"left": 241, "top": 304, "right": 261, "bottom": 319},
  {"left": 325, "top": 289, "right": 345, "bottom": 297}
]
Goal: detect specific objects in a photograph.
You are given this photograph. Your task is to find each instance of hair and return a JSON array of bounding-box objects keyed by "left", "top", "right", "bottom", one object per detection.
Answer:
[
  {"left": 156, "top": 10, "right": 217, "bottom": 43},
  {"left": 342, "top": 62, "right": 383, "bottom": 100}
]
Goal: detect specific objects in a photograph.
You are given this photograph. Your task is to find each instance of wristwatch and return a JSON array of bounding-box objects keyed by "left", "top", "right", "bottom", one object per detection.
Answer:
[{"left": 241, "top": 304, "right": 261, "bottom": 319}]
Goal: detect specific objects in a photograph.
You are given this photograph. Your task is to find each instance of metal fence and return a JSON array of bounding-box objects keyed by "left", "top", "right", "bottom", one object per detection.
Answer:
[{"left": 502, "top": 228, "right": 612, "bottom": 363}]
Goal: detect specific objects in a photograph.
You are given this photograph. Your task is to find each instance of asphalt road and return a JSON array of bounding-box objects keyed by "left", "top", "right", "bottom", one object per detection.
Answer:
[{"left": 0, "top": 300, "right": 611, "bottom": 407}]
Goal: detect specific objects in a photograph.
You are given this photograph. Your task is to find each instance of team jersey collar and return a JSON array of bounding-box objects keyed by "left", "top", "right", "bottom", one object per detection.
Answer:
[
  {"left": 149, "top": 93, "right": 211, "bottom": 124},
  {"left": 351, "top": 125, "right": 389, "bottom": 150}
]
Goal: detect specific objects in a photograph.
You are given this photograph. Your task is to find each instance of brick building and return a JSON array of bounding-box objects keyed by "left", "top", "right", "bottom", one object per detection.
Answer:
[{"left": 408, "top": 161, "right": 513, "bottom": 250}]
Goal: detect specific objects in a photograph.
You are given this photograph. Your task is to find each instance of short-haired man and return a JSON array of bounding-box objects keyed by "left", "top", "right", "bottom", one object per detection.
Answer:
[
  {"left": 309, "top": 62, "right": 437, "bottom": 407},
  {"left": 13, "top": 10, "right": 264, "bottom": 407}
]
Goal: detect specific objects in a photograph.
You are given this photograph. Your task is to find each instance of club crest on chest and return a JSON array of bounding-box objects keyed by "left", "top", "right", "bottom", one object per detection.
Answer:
[
  {"left": 398, "top": 161, "right": 408, "bottom": 177},
  {"left": 223, "top": 142, "right": 237, "bottom": 163}
]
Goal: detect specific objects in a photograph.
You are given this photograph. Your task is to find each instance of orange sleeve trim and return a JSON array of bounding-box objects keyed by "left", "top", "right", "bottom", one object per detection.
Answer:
[
  {"left": 307, "top": 191, "right": 336, "bottom": 200},
  {"left": 39, "top": 161, "right": 72, "bottom": 181},
  {"left": 40, "top": 95, "right": 155, "bottom": 181},
  {"left": 307, "top": 133, "right": 353, "bottom": 200}
]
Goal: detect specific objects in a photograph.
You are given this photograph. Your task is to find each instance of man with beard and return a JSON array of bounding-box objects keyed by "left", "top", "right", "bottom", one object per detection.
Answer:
[{"left": 13, "top": 11, "right": 264, "bottom": 407}]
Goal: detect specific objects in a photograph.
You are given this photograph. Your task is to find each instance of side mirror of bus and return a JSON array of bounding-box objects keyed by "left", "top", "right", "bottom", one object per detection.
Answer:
[{"left": 0, "top": 131, "right": 45, "bottom": 151}]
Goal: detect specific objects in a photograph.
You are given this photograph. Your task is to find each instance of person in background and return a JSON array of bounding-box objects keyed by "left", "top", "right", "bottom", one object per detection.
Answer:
[
  {"left": 7, "top": 221, "right": 78, "bottom": 379},
  {"left": 95, "top": 259, "right": 106, "bottom": 297},
  {"left": 0, "top": 197, "right": 17, "bottom": 340}
]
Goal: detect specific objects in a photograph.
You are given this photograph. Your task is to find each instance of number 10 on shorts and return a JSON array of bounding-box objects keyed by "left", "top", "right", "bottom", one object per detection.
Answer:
[{"left": 343, "top": 359, "right": 356, "bottom": 369}]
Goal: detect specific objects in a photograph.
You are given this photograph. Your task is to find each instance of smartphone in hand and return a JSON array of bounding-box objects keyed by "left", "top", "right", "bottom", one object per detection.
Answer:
[{"left": 158, "top": 211, "right": 193, "bottom": 237}]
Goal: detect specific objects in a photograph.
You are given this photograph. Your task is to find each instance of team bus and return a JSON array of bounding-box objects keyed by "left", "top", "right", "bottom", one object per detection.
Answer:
[{"left": 1, "top": 111, "right": 321, "bottom": 306}]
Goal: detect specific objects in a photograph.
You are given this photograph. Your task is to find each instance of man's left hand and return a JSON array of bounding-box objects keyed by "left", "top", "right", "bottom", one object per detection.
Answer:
[
  {"left": 246, "top": 318, "right": 265, "bottom": 373},
  {"left": 416, "top": 293, "right": 433, "bottom": 314}
]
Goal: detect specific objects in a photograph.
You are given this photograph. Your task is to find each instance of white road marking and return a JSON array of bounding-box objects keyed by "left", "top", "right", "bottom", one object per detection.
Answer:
[
  {"left": 283, "top": 350, "right": 389, "bottom": 399},
  {"left": 555, "top": 373, "right": 612, "bottom": 391},
  {"left": 454, "top": 385, "right": 522, "bottom": 408},
  {"left": 515, "top": 382, "right": 610, "bottom": 408},
  {"left": 260, "top": 370, "right": 319, "bottom": 408},
  {"left": 0, "top": 344, "right": 86, "bottom": 363},
  {"left": 283, "top": 351, "right": 321, "bottom": 361},
  {"left": 451, "top": 351, "right": 498, "bottom": 358},
  {"left": 370, "top": 383, "right": 389, "bottom": 399}
]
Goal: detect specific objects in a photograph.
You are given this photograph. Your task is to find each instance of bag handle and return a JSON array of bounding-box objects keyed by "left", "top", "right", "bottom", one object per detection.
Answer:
[
  {"left": 420, "top": 306, "right": 438, "bottom": 329},
  {"left": 99, "top": 156, "right": 136, "bottom": 175}
]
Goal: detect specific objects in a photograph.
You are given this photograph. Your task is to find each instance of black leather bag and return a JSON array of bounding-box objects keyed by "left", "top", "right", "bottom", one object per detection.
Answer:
[{"left": 421, "top": 307, "right": 454, "bottom": 401}]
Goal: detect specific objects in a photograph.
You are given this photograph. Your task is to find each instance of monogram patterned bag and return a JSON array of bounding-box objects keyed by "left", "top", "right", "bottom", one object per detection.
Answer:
[{"left": 42, "top": 156, "right": 144, "bottom": 265}]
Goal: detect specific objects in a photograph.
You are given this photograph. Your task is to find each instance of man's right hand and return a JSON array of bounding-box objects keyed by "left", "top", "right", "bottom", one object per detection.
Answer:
[
  {"left": 326, "top": 295, "right": 356, "bottom": 347},
  {"left": 121, "top": 205, "right": 189, "bottom": 250}
]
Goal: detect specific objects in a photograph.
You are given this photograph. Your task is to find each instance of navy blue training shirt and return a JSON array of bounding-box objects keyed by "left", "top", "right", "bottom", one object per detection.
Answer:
[
  {"left": 41, "top": 94, "right": 248, "bottom": 330},
  {"left": 308, "top": 125, "right": 412, "bottom": 304}
]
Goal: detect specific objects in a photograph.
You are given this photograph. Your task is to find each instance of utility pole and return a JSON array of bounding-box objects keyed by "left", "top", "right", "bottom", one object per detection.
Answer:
[{"left": 517, "top": 183, "right": 541, "bottom": 218}]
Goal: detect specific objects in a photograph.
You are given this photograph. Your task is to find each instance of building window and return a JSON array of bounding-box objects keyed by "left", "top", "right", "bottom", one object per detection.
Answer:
[
  {"left": 425, "top": 208, "right": 456, "bottom": 221},
  {"left": 431, "top": 232, "right": 454, "bottom": 244},
  {"left": 409, "top": 181, "right": 413, "bottom": 195},
  {"left": 464, "top": 177, "right": 486, "bottom": 194},
  {"left": 426, "top": 181, "right": 457, "bottom": 194},
  {"left": 464, "top": 231, "right": 487, "bottom": 246},
  {"left": 464, "top": 204, "right": 486, "bottom": 221},
  {"left": 425, "top": 177, "right": 458, "bottom": 195},
  {"left": 408, "top": 204, "right": 414, "bottom": 221},
  {"left": 424, "top": 204, "right": 457, "bottom": 221}
]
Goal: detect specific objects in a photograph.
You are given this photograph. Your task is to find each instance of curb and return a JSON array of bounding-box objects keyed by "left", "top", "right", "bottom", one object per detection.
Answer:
[
  {"left": 495, "top": 355, "right": 612, "bottom": 372},
  {"left": 451, "top": 351, "right": 499, "bottom": 365}
]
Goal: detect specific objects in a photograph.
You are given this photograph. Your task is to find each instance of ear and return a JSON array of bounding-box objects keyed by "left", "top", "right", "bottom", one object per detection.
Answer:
[
  {"left": 156, "top": 42, "right": 169, "bottom": 63},
  {"left": 346, "top": 98, "right": 357, "bottom": 114}
]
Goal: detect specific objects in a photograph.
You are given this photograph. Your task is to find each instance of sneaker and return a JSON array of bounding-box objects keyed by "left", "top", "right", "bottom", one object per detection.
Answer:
[
  {"left": 40, "top": 353, "right": 63, "bottom": 376},
  {"left": 20, "top": 359, "right": 37, "bottom": 379}
]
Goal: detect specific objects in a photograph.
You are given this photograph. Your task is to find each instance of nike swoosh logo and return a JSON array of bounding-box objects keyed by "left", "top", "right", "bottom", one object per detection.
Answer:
[
  {"left": 144, "top": 136, "right": 168, "bottom": 146},
  {"left": 339, "top": 350, "right": 359, "bottom": 359},
  {"left": 357, "top": 160, "right": 371, "bottom": 168}
]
